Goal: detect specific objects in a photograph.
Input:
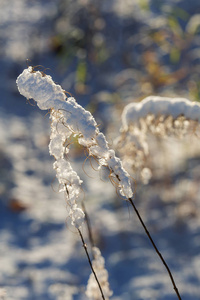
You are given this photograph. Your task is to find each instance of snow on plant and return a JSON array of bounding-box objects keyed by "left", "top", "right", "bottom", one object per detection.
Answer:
[
  {"left": 118, "top": 96, "right": 200, "bottom": 183},
  {"left": 86, "top": 247, "right": 113, "bottom": 300},
  {"left": 16, "top": 66, "right": 134, "bottom": 299},
  {"left": 16, "top": 67, "right": 183, "bottom": 300},
  {"left": 16, "top": 67, "right": 134, "bottom": 229}
]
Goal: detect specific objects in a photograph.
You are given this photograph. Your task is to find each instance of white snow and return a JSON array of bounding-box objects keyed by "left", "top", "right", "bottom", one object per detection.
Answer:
[
  {"left": 122, "top": 96, "right": 200, "bottom": 131},
  {"left": 16, "top": 67, "right": 134, "bottom": 201},
  {"left": 86, "top": 247, "right": 113, "bottom": 300},
  {"left": 2, "top": 1, "right": 200, "bottom": 299}
]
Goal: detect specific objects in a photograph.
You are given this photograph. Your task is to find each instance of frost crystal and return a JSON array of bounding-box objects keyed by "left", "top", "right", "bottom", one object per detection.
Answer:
[{"left": 16, "top": 67, "right": 134, "bottom": 228}]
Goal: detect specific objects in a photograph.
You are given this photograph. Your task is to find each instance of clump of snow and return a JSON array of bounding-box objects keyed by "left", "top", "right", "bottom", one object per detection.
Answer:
[
  {"left": 16, "top": 67, "right": 134, "bottom": 230},
  {"left": 69, "top": 204, "right": 85, "bottom": 229},
  {"left": 118, "top": 96, "right": 200, "bottom": 184},
  {"left": 86, "top": 247, "right": 113, "bottom": 300},
  {"left": 121, "top": 96, "right": 200, "bottom": 131},
  {"left": 16, "top": 67, "right": 134, "bottom": 206},
  {"left": 16, "top": 67, "right": 66, "bottom": 110}
]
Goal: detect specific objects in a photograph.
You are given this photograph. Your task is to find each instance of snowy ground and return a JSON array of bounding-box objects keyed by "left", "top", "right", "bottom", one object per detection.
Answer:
[{"left": 1, "top": 0, "right": 200, "bottom": 299}]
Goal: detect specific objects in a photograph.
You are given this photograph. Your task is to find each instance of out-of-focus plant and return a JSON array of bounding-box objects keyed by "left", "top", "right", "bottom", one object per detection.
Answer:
[{"left": 118, "top": 95, "right": 200, "bottom": 184}]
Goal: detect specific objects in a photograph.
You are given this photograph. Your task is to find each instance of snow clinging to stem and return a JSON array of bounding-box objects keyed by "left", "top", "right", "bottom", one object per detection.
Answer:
[
  {"left": 122, "top": 96, "right": 200, "bottom": 131},
  {"left": 16, "top": 67, "right": 134, "bottom": 228}
]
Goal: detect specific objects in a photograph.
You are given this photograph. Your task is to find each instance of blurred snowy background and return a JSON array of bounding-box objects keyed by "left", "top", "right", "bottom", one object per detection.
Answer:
[{"left": 1, "top": 0, "right": 200, "bottom": 299}]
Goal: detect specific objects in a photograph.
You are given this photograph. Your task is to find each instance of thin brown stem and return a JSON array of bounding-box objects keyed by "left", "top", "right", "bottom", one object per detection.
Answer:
[
  {"left": 128, "top": 197, "right": 182, "bottom": 300},
  {"left": 81, "top": 202, "right": 95, "bottom": 249},
  {"left": 77, "top": 228, "right": 105, "bottom": 300}
]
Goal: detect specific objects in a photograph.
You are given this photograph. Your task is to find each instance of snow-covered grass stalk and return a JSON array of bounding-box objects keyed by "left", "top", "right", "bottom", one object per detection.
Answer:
[
  {"left": 118, "top": 96, "right": 200, "bottom": 184},
  {"left": 17, "top": 66, "right": 132, "bottom": 299},
  {"left": 16, "top": 67, "right": 182, "bottom": 300},
  {"left": 17, "top": 66, "right": 133, "bottom": 223}
]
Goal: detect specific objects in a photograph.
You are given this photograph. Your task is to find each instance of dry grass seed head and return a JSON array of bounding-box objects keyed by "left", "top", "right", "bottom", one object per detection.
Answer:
[
  {"left": 98, "top": 165, "right": 109, "bottom": 183},
  {"left": 65, "top": 133, "right": 80, "bottom": 147},
  {"left": 44, "top": 109, "right": 52, "bottom": 118},
  {"left": 82, "top": 149, "right": 96, "bottom": 179},
  {"left": 63, "top": 90, "right": 73, "bottom": 98},
  {"left": 55, "top": 116, "right": 70, "bottom": 135},
  {"left": 26, "top": 59, "right": 51, "bottom": 77},
  {"left": 88, "top": 154, "right": 101, "bottom": 172},
  {"left": 57, "top": 108, "right": 72, "bottom": 117},
  {"left": 82, "top": 147, "right": 105, "bottom": 178},
  {"left": 51, "top": 176, "right": 63, "bottom": 194},
  {"left": 26, "top": 98, "right": 36, "bottom": 106},
  {"left": 52, "top": 115, "right": 76, "bottom": 139},
  {"left": 108, "top": 170, "right": 120, "bottom": 189}
]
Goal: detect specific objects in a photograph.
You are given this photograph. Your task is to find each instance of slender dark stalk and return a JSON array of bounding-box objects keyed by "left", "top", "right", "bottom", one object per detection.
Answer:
[
  {"left": 128, "top": 197, "right": 182, "bottom": 300},
  {"left": 81, "top": 201, "right": 95, "bottom": 248},
  {"left": 77, "top": 228, "right": 105, "bottom": 300}
]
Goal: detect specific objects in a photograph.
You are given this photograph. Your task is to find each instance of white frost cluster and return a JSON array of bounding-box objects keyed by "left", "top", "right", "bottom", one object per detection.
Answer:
[
  {"left": 118, "top": 96, "right": 200, "bottom": 183},
  {"left": 122, "top": 96, "right": 200, "bottom": 131},
  {"left": 86, "top": 247, "right": 113, "bottom": 300},
  {"left": 16, "top": 67, "right": 134, "bottom": 227}
]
